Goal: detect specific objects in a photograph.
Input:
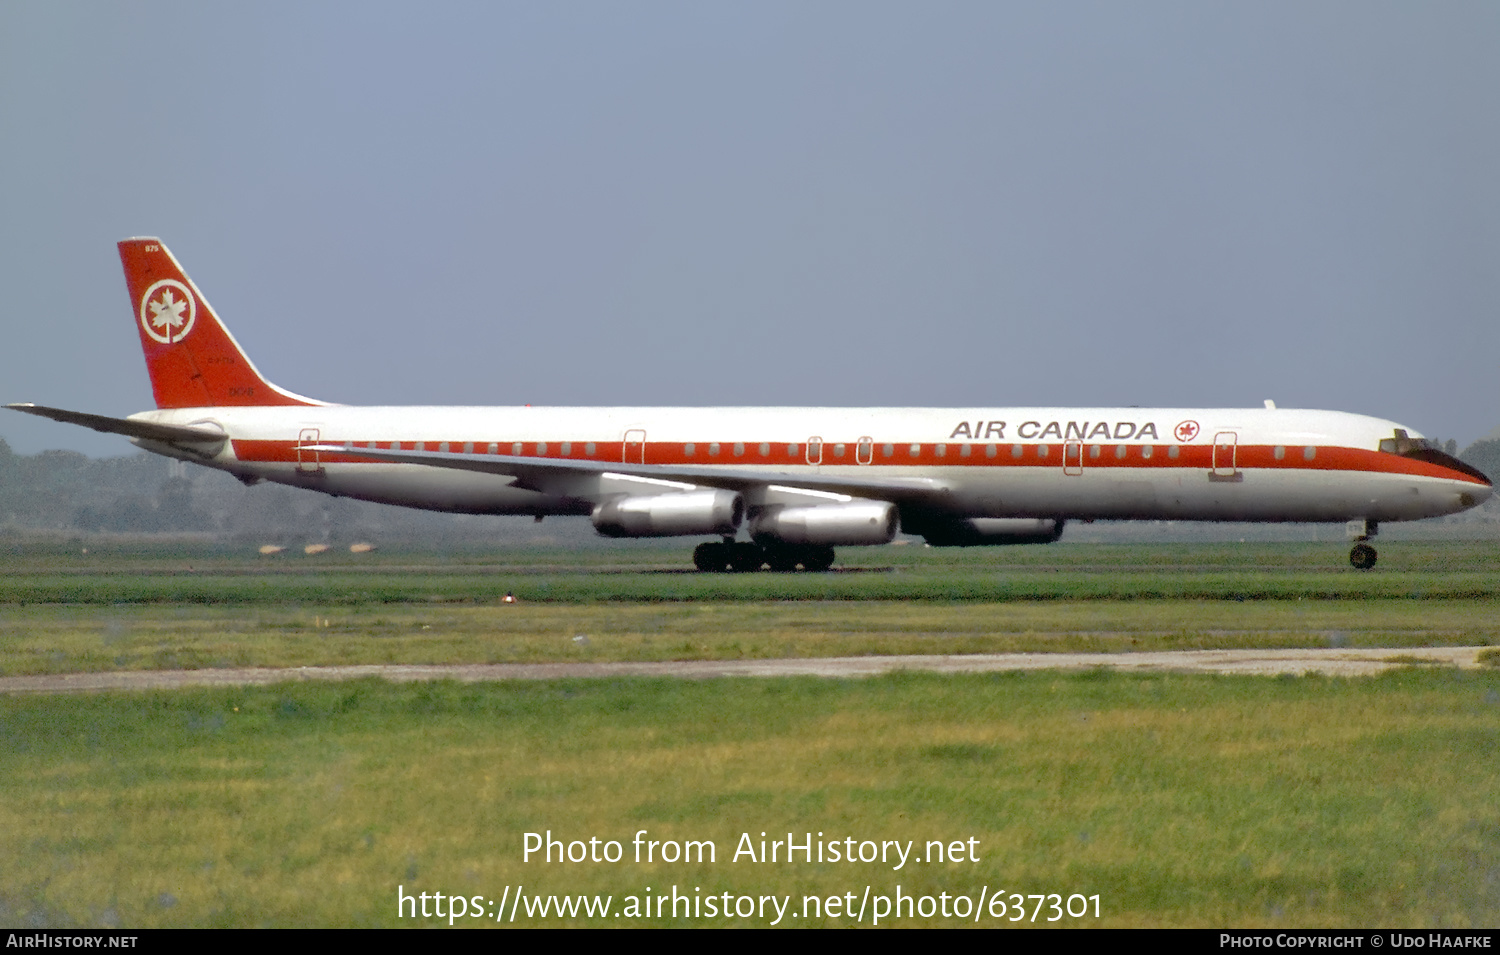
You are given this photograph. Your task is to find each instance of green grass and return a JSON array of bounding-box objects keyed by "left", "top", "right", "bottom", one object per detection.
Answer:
[
  {"left": 1, "top": 599, "right": 1497, "bottom": 676},
  {"left": 2, "top": 541, "right": 1500, "bottom": 606},
  {"left": 3, "top": 670, "right": 1498, "bottom": 927},
  {"left": 3, "top": 542, "right": 1497, "bottom": 927},
  {"left": 3, "top": 541, "right": 1497, "bottom": 675}
]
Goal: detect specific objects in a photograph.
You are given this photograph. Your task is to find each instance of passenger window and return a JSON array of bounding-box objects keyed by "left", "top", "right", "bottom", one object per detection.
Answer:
[
  {"left": 1303, "top": 446, "right": 1316, "bottom": 461},
  {"left": 985, "top": 444, "right": 997, "bottom": 458},
  {"left": 536, "top": 442, "right": 547, "bottom": 456},
  {"left": 710, "top": 443, "right": 720, "bottom": 456},
  {"left": 1274, "top": 446, "right": 1285, "bottom": 460},
  {"left": 560, "top": 442, "right": 571, "bottom": 456},
  {"left": 1089, "top": 444, "right": 1101, "bottom": 458},
  {"left": 487, "top": 443, "right": 498, "bottom": 454},
  {"left": 960, "top": 444, "right": 972, "bottom": 458},
  {"left": 936, "top": 444, "right": 947, "bottom": 457},
  {"left": 1115, "top": 445, "right": 1126, "bottom": 459},
  {"left": 787, "top": 444, "right": 799, "bottom": 456},
  {"left": 883, "top": 443, "right": 895, "bottom": 458},
  {"left": 733, "top": 442, "right": 745, "bottom": 457},
  {"left": 909, "top": 443, "right": 920, "bottom": 457},
  {"left": 1168, "top": 446, "right": 1179, "bottom": 459},
  {"left": 759, "top": 442, "right": 770, "bottom": 456},
  {"left": 1012, "top": 444, "right": 1023, "bottom": 458},
  {"left": 685, "top": 443, "right": 696, "bottom": 456},
  {"left": 1141, "top": 445, "right": 1153, "bottom": 459},
  {"left": 512, "top": 442, "right": 523, "bottom": 456},
  {"left": 585, "top": 442, "right": 596, "bottom": 456},
  {"left": 834, "top": 444, "right": 846, "bottom": 458}
]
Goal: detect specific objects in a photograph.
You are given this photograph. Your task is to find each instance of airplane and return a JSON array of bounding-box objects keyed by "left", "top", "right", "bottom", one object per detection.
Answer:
[{"left": 7, "top": 238, "right": 1492, "bottom": 572}]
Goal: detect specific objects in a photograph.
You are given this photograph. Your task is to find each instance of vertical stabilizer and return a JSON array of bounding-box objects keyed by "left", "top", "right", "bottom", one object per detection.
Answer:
[{"left": 119, "top": 238, "right": 321, "bottom": 408}]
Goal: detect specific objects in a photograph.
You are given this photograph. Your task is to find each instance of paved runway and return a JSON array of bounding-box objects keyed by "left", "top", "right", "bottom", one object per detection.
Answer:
[{"left": 0, "top": 646, "right": 1488, "bottom": 694}]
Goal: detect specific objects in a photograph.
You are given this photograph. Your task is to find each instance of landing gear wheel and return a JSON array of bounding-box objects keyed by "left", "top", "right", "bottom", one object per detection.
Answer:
[
  {"left": 763, "top": 546, "right": 800, "bottom": 573},
  {"left": 801, "top": 545, "right": 836, "bottom": 573},
  {"left": 693, "top": 542, "right": 731, "bottom": 573},
  {"left": 1349, "top": 542, "right": 1377, "bottom": 570},
  {"left": 728, "top": 542, "right": 766, "bottom": 573}
]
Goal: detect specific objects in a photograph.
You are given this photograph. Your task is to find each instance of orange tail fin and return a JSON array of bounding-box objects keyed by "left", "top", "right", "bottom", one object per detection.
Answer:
[{"left": 119, "top": 238, "right": 321, "bottom": 409}]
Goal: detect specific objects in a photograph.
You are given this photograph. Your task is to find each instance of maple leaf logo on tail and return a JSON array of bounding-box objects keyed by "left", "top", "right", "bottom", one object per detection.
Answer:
[{"left": 139, "top": 279, "right": 197, "bottom": 344}]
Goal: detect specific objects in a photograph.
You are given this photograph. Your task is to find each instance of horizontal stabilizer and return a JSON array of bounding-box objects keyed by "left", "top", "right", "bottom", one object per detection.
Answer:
[{"left": 5, "top": 403, "right": 227, "bottom": 445}]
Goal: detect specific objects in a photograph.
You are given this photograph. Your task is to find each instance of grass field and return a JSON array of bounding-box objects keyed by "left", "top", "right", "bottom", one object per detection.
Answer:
[
  {"left": 3, "top": 599, "right": 1499, "bottom": 676},
  {"left": 4, "top": 540, "right": 1500, "bottom": 607},
  {"left": 2, "top": 670, "right": 1497, "bottom": 928},
  {"left": 1, "top": 541, "right": 1497, "bottom": 675},
  {"left": 1, "top": 540, "right": 1496, "bottom": 928}
]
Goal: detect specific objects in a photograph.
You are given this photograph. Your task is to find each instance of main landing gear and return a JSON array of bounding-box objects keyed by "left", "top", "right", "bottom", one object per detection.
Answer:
[
  {"left": 1347, "top": 519, "right": 1378, "bottom": 570},
  {"left": 692, "top": 539, "right": 835, "bottom": 573}
]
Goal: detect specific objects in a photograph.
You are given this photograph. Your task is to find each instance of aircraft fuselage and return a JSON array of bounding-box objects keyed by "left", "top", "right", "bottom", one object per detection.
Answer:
[{"left": 130, "top": 404, "right": 1490, "bottom": 525}]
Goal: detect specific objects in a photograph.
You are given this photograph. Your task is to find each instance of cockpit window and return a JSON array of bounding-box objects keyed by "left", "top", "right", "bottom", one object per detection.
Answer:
[
  {"left": 1378, "top": 429, "right": 1440, "bottom": 455},
  {"left": 1378, "top": 429, "right": 1492, "bottom": 485}
]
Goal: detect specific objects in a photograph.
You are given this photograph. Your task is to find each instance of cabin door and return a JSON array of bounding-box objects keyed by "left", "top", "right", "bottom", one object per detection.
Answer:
[
  {"left": 297, "top": 428, "right": 324, "bottom": 473},
  {"left": 1063, "top": 440, "right": 1083, "bottom": 476},
  {"left": 623, "top": 429, "right": 646, "bottom": 464},
  {"left": 1213, "top": 432, "right": 1238, "bottom": 477}
]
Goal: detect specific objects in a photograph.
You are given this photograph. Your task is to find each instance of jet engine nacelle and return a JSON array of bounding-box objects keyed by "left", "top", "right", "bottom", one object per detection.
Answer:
[
  {"left": 749, "top": 501, "right": 898, "bottom": 546},
  {"left": 592, "top": 490, "right": 744, "bottom": 538},
  {"left": 913, "top": 517, "right": 1065, "bottom": 547}
]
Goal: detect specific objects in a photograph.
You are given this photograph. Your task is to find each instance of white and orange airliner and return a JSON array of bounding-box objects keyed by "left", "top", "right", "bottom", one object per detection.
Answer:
[{"left": 9, "top": 238, "right": 1492, "bottom": 571}]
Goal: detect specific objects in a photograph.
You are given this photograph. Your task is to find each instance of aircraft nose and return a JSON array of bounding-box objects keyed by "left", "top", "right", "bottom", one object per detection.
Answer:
[
  {"left": 1407, "top": 447, "right": 1492, "bottom": 512},
  {"left": 1418, "top": 448, "right": 1492, "bottom": 500},
  {"left": 1460, "top": 480, "right": 1493, "bottom": 509}
]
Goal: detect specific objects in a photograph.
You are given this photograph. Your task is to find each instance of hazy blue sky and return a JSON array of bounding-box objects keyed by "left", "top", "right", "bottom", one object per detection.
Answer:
[{"left": 3, "top": 1, "right": 1497, "bottom": 455}]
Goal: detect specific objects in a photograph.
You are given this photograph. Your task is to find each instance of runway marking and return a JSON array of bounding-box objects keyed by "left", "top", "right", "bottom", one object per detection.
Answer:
[{"left": 0, "top": 647, "right": 1488, "bottom": 694}]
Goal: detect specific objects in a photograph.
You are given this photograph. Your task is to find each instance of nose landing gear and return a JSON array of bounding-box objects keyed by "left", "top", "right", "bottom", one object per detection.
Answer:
[{"left": 1347, "top": 519, "right": 1378, "bottom": 570}]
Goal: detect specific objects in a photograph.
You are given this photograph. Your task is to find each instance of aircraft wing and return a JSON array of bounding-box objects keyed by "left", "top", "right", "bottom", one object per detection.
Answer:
[
  {"left": 305, "top": 443, "right": 954, "bottom": 503},
  {"left": 6, "top": 403, "right": 228, "bottom": 448}
]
